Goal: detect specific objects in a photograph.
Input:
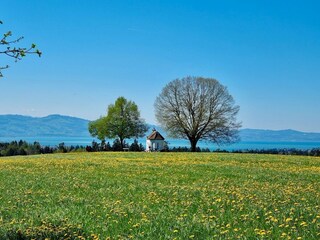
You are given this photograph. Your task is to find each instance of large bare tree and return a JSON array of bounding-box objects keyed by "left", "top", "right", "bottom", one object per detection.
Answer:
[{"left": 154, "top": 76, "right": 241, "bottom": 152}]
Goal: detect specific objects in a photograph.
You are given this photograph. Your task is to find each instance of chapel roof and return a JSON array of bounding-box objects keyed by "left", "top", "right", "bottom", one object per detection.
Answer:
[{"left": 147, "top": 129, "right": 165, "bottom": 140}]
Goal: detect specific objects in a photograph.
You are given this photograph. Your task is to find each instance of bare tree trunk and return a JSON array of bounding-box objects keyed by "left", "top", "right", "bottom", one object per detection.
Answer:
[{"left": 189, "top": 137, "right": 198, "bottom": 152}]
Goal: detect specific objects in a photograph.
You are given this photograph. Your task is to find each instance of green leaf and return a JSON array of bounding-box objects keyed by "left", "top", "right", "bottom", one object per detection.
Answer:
[
  {"left": 4, "top": 31, "right": 12, "bottom": 37},
  {"left": 36, "top": 49, "right": 42, "bottom": 57}
]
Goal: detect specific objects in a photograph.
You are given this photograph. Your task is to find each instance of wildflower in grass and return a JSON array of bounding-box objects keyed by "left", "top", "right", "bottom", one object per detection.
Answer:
[
  {"left": 0, "top": 152, "right": 320, "bottom": 239},
  {"left": 285, "top": 218, "right": 292, "bottom": 222},
  {"left": 132, "top": 223, "right": 140, "bottom": 228},
  {"left": 300, "top": 221, "right": 308, "bottom": 227},
  {"left": 220, "top": 229, "right": 229, "bottom": 234},
  {"left": 91, "top": 233, "right": 99, "bottom": 239}
]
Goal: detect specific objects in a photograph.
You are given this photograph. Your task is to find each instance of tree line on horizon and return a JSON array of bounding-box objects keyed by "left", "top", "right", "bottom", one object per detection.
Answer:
[
  {"left": 2, "top": 139, "right": 320, "bottom": 158},
  {"left": 0, "top": 139, "right": 146, "bottom": 157},
  {"left": 0, "top": 140, "right": 82, "bottom": 157}
]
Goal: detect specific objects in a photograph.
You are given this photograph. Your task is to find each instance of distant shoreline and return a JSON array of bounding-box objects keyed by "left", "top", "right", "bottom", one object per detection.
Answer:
[{"left": 1, "top": 136, "right": 320, "bottom": 151}]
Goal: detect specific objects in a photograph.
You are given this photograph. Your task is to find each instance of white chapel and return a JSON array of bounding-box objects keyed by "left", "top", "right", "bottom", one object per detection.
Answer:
[{"left": 146, "top": 128, "right": 165, "bottom": 151}]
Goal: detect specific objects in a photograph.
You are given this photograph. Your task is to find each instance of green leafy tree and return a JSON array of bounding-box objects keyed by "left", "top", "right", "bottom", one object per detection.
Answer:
[
  {"left": 155, "top": 76, "right": 241, "bottom": 152},
  {"left": 112, "top": 139, "right": 125, "bottom": 151},
  {"left": 0, "top": 20, "right": 41, "bottom": 77},
  {"left": 89, "top": 97, "right": 148, "bottom": 149},
  {"left": 129, "top": 139, "right": 144, "bottom": 152}
]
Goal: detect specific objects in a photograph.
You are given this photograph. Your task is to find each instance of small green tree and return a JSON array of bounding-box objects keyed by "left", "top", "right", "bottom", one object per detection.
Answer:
[
  {"left": 89, "top": 97, "right": 148, "bottom": 149},
  {"left": 0, "top": 20, "right": 41, "bottom": 77},
  {"left": 112, "top": 139, "right": 124, "bottom": 151},
  {"left": 129, "top": 139, "right": 143, "bottom": 151}
]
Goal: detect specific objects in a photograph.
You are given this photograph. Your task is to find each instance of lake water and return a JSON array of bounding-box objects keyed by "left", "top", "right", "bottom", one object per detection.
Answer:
[{"left": 1, "top": 136, "right": 320, "bottom": 151}]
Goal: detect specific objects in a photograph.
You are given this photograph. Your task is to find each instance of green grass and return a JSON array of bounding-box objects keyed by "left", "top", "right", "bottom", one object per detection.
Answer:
[{"left": 0, "top": 152, "right": 319, "bottom": 239}]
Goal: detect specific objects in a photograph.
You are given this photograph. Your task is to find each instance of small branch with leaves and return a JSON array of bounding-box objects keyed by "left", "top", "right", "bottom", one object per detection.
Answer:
[{"left": 0, "top": 20, "right": 41, "bottom": 77}]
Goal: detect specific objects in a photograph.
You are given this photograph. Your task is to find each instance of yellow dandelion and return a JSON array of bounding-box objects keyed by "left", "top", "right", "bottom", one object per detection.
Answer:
[{"left": 285, "top": 217, "right": 292, "bottom": 222}]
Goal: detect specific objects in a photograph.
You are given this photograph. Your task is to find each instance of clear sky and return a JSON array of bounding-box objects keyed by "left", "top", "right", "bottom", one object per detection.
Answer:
[{"left": 1, "top": 0, "right": 320, "bottom": 132}]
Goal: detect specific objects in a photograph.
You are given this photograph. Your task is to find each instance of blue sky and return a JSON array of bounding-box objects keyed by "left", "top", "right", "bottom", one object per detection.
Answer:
[{"left": 1, "top": 0, "right": 320, "bottom": 132}]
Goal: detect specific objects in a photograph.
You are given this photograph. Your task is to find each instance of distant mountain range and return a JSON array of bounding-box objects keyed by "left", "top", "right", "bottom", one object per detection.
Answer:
[
  {"left": 1, "top": 114, "right": 320, "bottom": 142},
  {"left": 0, "top": 114, "right": 90, "bottom": 137},
  {"left": 240, "top": 129, "right": 320, "bottom": 142}
]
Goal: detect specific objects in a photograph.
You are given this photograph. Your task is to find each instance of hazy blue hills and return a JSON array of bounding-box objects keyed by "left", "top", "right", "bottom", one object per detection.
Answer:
[
  {"left": 1, "top": 114, "right": 320, "bottom": 142},
  {"left": 0, "top": 114, "right": 90, "bottom": 137},
  {"left": 240, "top": 129, "right": 320, "bottom": 142}
]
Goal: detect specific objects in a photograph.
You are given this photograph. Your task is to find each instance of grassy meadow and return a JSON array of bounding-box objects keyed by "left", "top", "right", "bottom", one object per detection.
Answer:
[{"left": 0, "top": 152, "right": 319, "bottom": 239}]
